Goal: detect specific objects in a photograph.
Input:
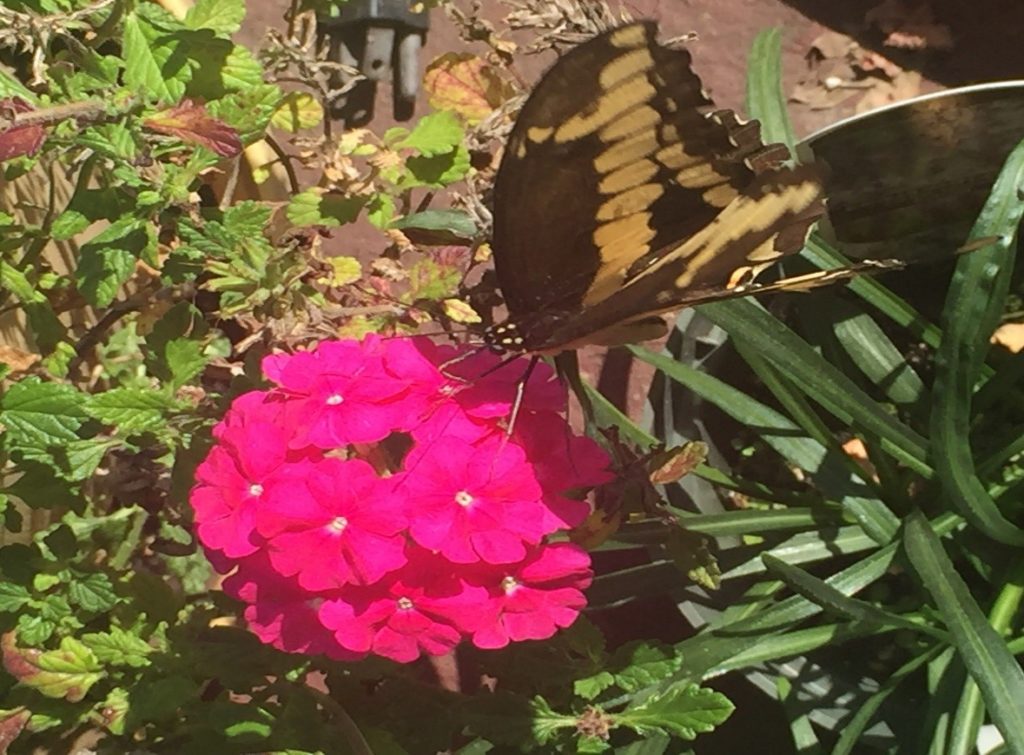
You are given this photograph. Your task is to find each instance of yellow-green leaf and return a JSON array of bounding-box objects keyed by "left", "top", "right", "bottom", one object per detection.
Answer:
[
  {"left": 325, "top": 257, "right": 362, "bottom": 287},
  {"left": 443, "top": 298, "right": 481, "bottom": 324},
  {"left": 423, "top": 53, "right": 514, "bottom": 124},
  {"left": 271, "top": 92, "right": 324, "bottom": 133}
]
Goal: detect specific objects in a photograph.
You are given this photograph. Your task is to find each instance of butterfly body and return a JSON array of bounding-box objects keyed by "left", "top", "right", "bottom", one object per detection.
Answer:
[{"left": 485, "top": 22, "right": 825, "bottom": 355}]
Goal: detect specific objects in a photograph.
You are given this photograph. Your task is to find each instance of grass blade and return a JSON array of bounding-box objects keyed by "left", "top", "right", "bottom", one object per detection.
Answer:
[
  {"left": 930, "top": 138, "right": 1024, "bottom": 546},
  {"left": 903, "top": 510, "right": 1024, "bottom": 753}
]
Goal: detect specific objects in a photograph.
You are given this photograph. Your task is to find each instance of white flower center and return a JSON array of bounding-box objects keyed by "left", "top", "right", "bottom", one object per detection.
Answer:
[
  {"left": 326, "top": 393, "right": 344, "bottom": 406},
  {"left": 328, "top": 516, "right": 348, "bottom": 533},
  {"left": 501, "top": 576, "right": 519, "bottom": 594},
  {"left": 397, "top": 597, "right": 414, "bottom": 611},
  {"left": 455, "top": 490, "right": 474, "bottom": 507},
  {"left": 248, "top": 483, "right": 263, "bottom": 497}
]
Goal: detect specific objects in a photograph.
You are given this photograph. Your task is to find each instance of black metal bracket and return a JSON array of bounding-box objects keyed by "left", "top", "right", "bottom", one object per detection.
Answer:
[{"left": 319, "top": 0, "right": 431, "bottom": 125}]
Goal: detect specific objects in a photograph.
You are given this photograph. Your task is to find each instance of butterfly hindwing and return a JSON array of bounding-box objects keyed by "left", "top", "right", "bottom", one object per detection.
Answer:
[{"left": 490, "top": 22, "right": 824, "bottom": 353}]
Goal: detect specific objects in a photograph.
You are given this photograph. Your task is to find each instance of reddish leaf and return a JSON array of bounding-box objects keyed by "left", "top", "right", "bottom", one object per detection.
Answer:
[
  {"left": 0, "top": 98, "right": 45, "bottom": 162},
  {"left": 143, "top": 98, "right": 242, "bottom": 157},
  {"left": 1, "top": 632, "right": 102, "bottom": 702},
  {"left": 0, "top": 708, "right": 30, "bottom": 754},
  {"left": 423, "top": 53, "right": 514, "bottom": 124}
]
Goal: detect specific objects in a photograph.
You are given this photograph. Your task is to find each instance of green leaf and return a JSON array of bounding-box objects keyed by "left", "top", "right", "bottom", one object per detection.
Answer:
[
  {"left": 0, "top": 583, "right": 31, "bottom": 612},
  {"left": 391, "top": 209, "right": 478, "bottom": 238},
  {"left": 81, "top": 626, "right": 154, "bottom": 668},
  {"left": 76, "top": 217, "right": 153, "bottom": 307},
  {"left": 205, "top": 80, "right": 280, "bottom": 146},
  {"left": 76, "top": 122, "right": 138, "bottom": 162},
  {"left": 86, "top": 388, "right": 177, "bottom": 434},
  {"left": 394, "top": 110, "right": 463, "bottom": 155},
  {"left": 3, "top": 634, "right": 102, "bottom": 702},
  {"left": 930, "top": 138, "right": 1024, "bottom": 546},
  {"left": 631, "top": 345, "right": 898, "bottom": 543},
  {"left": 694, "top": 299, "right": 933, "bottom": 478},
  {"left": 575, "top": 671, "right": 615, "bottom": 701},
  {"left": 616, "top": 684, "right": 733, "bottom": 740},
  {"left": 761, "top": 553, "right": 945, "bottom": 639},
  {"left": 165, "top": 338, "right": 209, "bottom": 388},
  {"left": 55, "top": 438, "right": 119, "bottom": 482},
  {"left": 403, "top": 144, "right": 471, "bottom": 188},
  {"left": 2, "top": 462, "right": 81, "bottom": 511},
  {"left": 904, "top": 511, "right": 1024, "bottom": 753},
  {"left": 129, "top": 675, "right": 200, "bottom": 723},
  {"left": 67, "top": 572, "right": 119, "bottom": 613},
  {"left": 0, "top": 262, "right": 66, "bottom": 353},
  {"left": 367, "top": 193, "right": 396, "bottom": 229},
  {"left": 51, "top": 210, "right": 90, "bottom": 241},
  {"left": 270, "top": 91, "right": 323, "bottom": 132},
  {"left": 184, "top": 0, "right": 245, "bottom": 35},
  {"left": 0, "top": 379, "right": 87, "bottom": 445},
  {"left": 122, "top": 12, "right": 188, "bottom": 103},
  {"left": 745, "top": 28, "right": 795, "bottom": 152},
  {"left": 609, "top": 643, "right": 683, "bottom": 693},
  {"left": 286, "top": 189, "right": 365, "bottom": 227}
]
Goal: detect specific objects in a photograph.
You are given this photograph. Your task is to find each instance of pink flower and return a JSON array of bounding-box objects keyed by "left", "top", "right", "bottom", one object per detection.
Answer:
[
  {"left": 261, "top": 337, "right": 432, "bottom": 448},
  {"left": 427, "top": 344, "right": 565, "bottom": 419},
  {"left": 191, "top": 392, "right": 320, "bottom": 558},
  {"left": 224, "top": 554, "right": 364, "bottom": 661},
  {"left": 320, "top": 552, "right": 484, "bottom": 662},
  {"left": 464, "top": 543, "right": 593, "bottom": 649},
  {"left": 399, "top": 436, "right": 553, "bottom": 564},
  {"left": 257, "top": 458, "right": 408, "bottom": 590}
]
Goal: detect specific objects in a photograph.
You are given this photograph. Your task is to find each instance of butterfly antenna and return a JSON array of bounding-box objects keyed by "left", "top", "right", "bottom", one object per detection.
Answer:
[{"left": 505, "top": 356, "right": 539, "bottom": 438}]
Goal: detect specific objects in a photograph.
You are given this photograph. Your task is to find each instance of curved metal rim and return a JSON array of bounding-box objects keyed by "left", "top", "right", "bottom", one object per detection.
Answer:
[{"left": 799, "top": 79, "right": 1024, "bottom": 146}]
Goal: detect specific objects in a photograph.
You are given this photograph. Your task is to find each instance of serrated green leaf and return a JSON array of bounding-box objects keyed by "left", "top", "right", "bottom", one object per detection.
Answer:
[
  {"left": 130, "top": 675, "right": 201, "bottom": 723},
  {"left": 367, "top": 193, "right": 395, "bottom": 229},
  {"left": 76, "top": 217, "right": 152, "bottom": 307},
  {"left": 395, "top": 110, "right": 463, "bottom": 156},
  {"left": 3, "top": 461, "right": 81, "bottom": 511},
  {"left": 3, "top": 634, "right": 102, "bottom": 702},
  {"left": 0, "top": 583, "right": 31, "bottom": 612},
  {"left": 324, "top": 256, "right": 362, "bottom": 286},
  {"left": 50, "top": 210, "right": 90, "bottom": 241},
  {"left": 575, "top": 672, "right": 615, "bottom": 701},
  {"left": 76, "top": 122, "right": 138, "bottom": 161},
  {"left": 611, "top": 643, "right": 683, "bottom": 693},
  {"left": 67, "top": 572, "right": 119, "bottom": 613},
  {"left": 286, "top": 189, "right": 364, "bottom": 227},
  {"left": 165, "top": 338, "right": 209, "bottom": 388},
  {"left": 184, "top": 0, "right": 245, "bottom": 34},
  {"left": 97, "top": 687, "right": 130, "bottom": 735},
  {"left": 16, "top": 615, "right": 57, "bottom": 645},
  {"left": 402, "top": 144, "right": 471, "bottom": 188},
  {"left": 616, "top": 684, "right": 733, "bottom": 740},
  {"left": 81, "top": 626, "right": 153, "bottom": 668},
  {"left": 122, "top": 13, "right": 187, "bottom": 102},
  {"left": 0, "top": 379, "right": 87, "bottom": 445},
  {"left": 224, "top": 201, "right": 272, "bottom": 237},
  {"left": 86, "top": 388, "right": 176, "bottom": 433},
  {"left": 55, "top": 438, "right": 118, "bottom": 482},
  {"left": 271, "top": 91, "right": 323, "bottom": 132}
]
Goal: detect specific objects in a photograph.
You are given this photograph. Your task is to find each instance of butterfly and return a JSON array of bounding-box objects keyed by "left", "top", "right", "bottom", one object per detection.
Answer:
[{"left": 482, "top": 21, "right": 893, "bottom": 357}]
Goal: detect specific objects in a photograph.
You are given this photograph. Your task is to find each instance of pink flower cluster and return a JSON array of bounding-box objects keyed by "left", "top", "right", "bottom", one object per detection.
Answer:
[{"left": 190, "top": 336, "right": 611, "bottom": 663}]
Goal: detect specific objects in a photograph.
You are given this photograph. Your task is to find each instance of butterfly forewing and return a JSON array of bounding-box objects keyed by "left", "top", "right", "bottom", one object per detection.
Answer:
[{"left": 490, "top": 21, "right": 824, "bottom": 353}]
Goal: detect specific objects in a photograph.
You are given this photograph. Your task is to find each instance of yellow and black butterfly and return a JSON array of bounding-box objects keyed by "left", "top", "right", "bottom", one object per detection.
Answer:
[{"left": 483, "top": 21, "right": 889, "bottom": 356}]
